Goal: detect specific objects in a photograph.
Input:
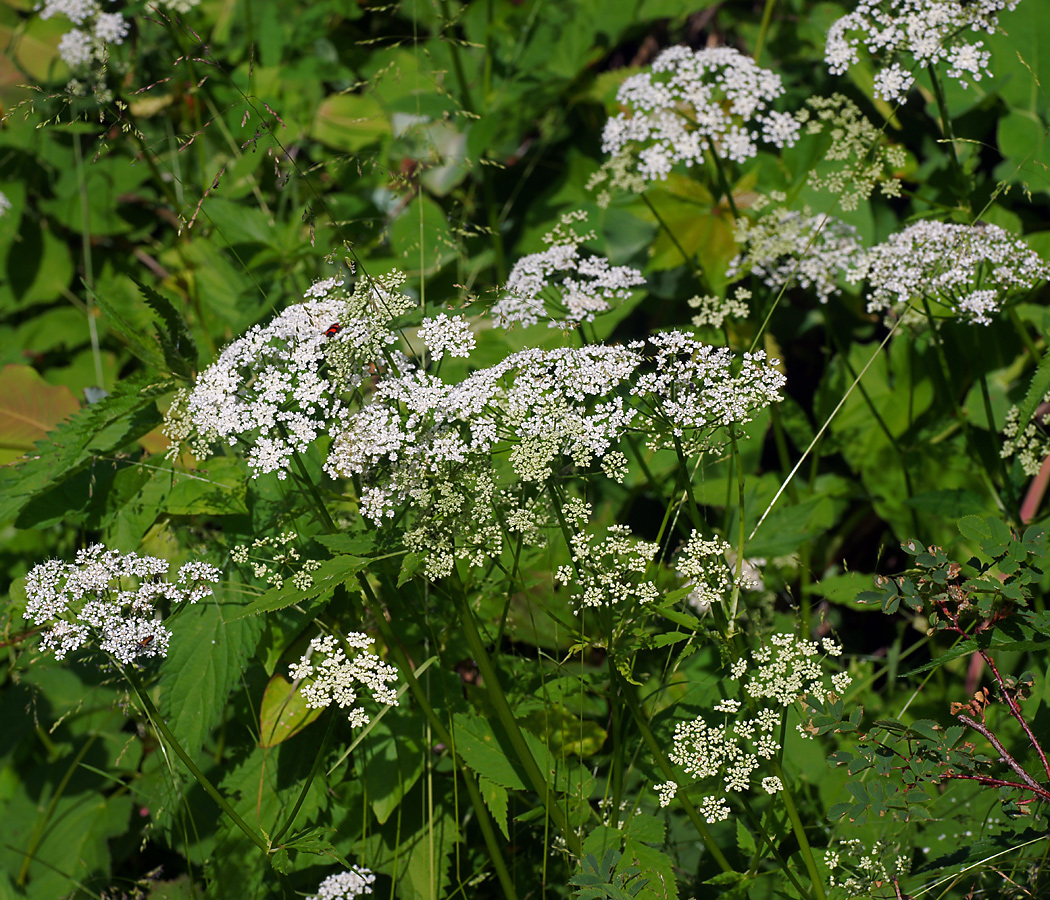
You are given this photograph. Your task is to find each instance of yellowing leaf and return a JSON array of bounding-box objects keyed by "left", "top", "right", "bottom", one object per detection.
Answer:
[
  {"left": 0, "top": 364, "right": 79, "bottom": 465},
  {"left": 259, "top": 672, "right": 324, "bottom": 748}
]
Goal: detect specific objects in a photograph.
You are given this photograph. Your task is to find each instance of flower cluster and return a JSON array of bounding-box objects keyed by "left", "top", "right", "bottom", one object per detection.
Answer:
[
  {"left": 1000, "top": 395, "right": 1050, "bottom": 476},
  {"left": 656, "top": 633, "right": 846, "bottom": 821},
  {"left": 417, "top": 313, "right": 475, "bottom": 362},
  {"left": 23, "top": 545, "right": 221, "bottom": 665},
  {"left": 794, "top": 95, "right": 906, "bottom": 211},
  {"left": 491, "top": 212, "right": 646, "bottom": 329},
  {"left": 0, "top": 192, "right": 11, "bottom": 218},
  {"left": 39, "top": 0, "right": 129, "bottom": 70},
  {"left": 632, "top": 331, "right": 786, "bottom": 453},
  {"left": 824, "top": 838, "right": 911, "bottom": 898},
  {"left": 726, "top": 203, "right": 864, "bottom": 304},
  {"left": 849, "top": 220, "right": 1050, "bottom": 325},
  {"left": 675, "top": 532, "right": 733, "bottom": 614},
  {"left": 326, "top": 344, "right": 640, "bottom": 577},
  {"left": 600, "top": 46, "right": 799, "bottom": 183},
  {"left": 555, "top": 517, "right": 659, "bottom": 614},
  {"left": 309, "top": 866, "right": 375, "bottom": 900},
  {"left": 230, "top": 532, "right": 321, "bottom": 591},
  {"left": 164, "top": 271, "right": 414, "bottom": 478},
  {"left": 289, "top": 634, "right": 399, "bottom": 727},
  {"left": 687, "top": 288, "right": 750, "bottom": 330},
  {"left": 825, "top": 0, "right": 1020, "bottom": 102}
]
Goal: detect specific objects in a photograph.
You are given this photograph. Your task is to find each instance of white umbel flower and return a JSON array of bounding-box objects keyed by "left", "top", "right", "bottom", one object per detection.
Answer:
[
  {"left": 24, "top": 546, "right": 221, "bottom": 665},
  {"left": 825, "top": 0, "right": 1020, "bottom": 102},
  {"left": 850, "top": 220, "right": 1049, "bottom": 325},
  {"left": 601, "top": 46, "right": 798, "bottom": 182}
]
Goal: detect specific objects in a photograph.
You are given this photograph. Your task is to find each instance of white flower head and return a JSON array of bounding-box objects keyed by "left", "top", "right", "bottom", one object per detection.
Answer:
[
  {"left": 493, "top": 213, "right": 645, "bottom": 329},
  {"left": 290, "top": 634, "right": 399, "bottom": 725},
  {"left": 601, "top": 46, "right": 798, "bottom": 184},
  {"left": 23, "top": 546, "right": 221, "bottom": 665},
  {"left": 165, "top": 271, "right": 417, "bottom": 479},
  {"left": 417, "top": 313, "right": 475, "bottom": 362},
  {"left": 850, "top": 220, "right": 1050, "bottom": 326},
  {"left": 726, "top": 207, "right": 864, "bottom": 304},
  {"left": 309, "top": 866, "right": 376, "bottom": 900},
  {"left": 825, "top": 0, "right": 1019, "bottom": 102}
]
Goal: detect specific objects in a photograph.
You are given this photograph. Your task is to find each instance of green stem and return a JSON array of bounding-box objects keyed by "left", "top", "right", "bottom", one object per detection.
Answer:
[
  {"left": 360, "top": 576, "right": 520, "bottom": 900},
  {"left": 270, "top": 707, "right": 337, "bottom": 846},
  {"left": 737, "top": 794, "right": 815, "bottom": 900},
  {"left": 613, "top": 668, "right": 734, "bottom": 874},
  {"left": 705, "top": 139, "right": 741, "bottom": 220},
  {"left": 1007, "top": 306, "right": 1041, "bottom": 362},
  {"left": 290, "top": 447, "right": 337, "bottom": 532},
  {"left": 769, "top": 758, "right": 826, "bottom": 900},
  {"left": 727, "top": 434, "right": 747, "bottom": 627},
  {"left": 125, "top": 669, "right": 269, "bottom": 854},
  {"left": 926, "top": 64, "right": 971, "bottom": 214},
  {"left": 671, "top": 434, "right": 703, "bottom": 530},
  {"left": 752, "top": 0, "right": 778, "bottom": 65},
  {"left": 640, "top": 193, "right": 708, "bottom": 289},
  {"left": 918, "top": 297, "right": 1004, "bottom": 512}
]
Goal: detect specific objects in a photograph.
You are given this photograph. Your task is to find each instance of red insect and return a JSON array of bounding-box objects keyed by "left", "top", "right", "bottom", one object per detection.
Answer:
[
  {"left": 325, "top": 323, "right": 342, "bottom": 338},
  {"left": 138, "top": 635, "right": 155, "bottom": 649}
]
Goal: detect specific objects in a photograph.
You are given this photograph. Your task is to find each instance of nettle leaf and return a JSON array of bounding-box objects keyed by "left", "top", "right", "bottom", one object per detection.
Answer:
[
  {"left": 159, "top": 596, "right": 265, "bottom": 760},
  {"left": 477, "top": 774, "right": 510, "bottom": 839},
  {"left": 135, "top": 279, "right": 199, "bottom": 378}
]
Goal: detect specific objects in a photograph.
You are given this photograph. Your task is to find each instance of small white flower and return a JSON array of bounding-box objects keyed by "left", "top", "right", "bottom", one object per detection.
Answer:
[
  {"left": 418, "top": 313, "right": 475, "bottom": 362},
  {"left": 309, "top": 866, "right": 376, "bottom": 900},
  {"left": 761, "top": 776, "right": 783, "bottom": 794},
  {"left": 656, "top": 781, "right": 678, "bottom": 807},
  {"left": 290, "top": 634, "right": 399, "bottom": 725}
]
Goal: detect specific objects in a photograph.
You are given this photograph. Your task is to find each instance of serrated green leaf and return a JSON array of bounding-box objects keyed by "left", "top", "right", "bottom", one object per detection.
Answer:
[
  {"left": 477, "top": 774, "right": 510, "bottom": 839},
  {"left": 135, "top": 279, "right": 198, "bottom": 378},
  {"left": 159, "top": 597, "right": 265, "bottom": 760},
  {"left": 1013, "top": 348, "right": 1050, "bottom": 448}
]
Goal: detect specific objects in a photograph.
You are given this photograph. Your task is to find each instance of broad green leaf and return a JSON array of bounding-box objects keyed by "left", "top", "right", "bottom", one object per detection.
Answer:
[
  {"left": 312, "top": 93, "right": 390, "bottom": 152},
  {"left": 159, "top": 596, "right": 265, "bottom": 760},
  {"left": 361, "top": 709, "right": 427, "bottom": 824}
]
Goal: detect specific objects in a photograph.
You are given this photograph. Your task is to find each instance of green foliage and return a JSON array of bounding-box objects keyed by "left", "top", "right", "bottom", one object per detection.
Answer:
[{"left": 4, "top": 0, "right": 1050, "bottom": 898}]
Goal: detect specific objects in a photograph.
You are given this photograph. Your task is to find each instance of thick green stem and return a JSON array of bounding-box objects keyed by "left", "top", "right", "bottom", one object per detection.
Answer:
[
  {"left": 752, "top": 0, "right": 778, "bottom": 65},
  {"left": 769, "top": 758, "right": 827, "bottom": 900},
  {"left": 126, "top": 669, "right": 269, "bottom": 854}
]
